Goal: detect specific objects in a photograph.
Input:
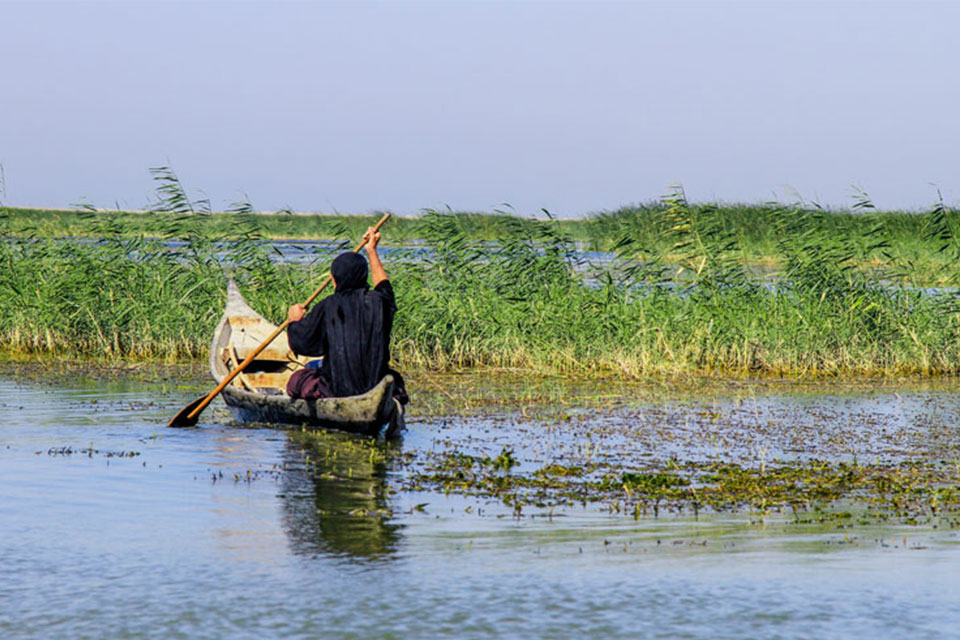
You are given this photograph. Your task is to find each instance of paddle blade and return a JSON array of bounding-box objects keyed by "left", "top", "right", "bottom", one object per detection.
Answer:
[{"left": 167, "top": 396, "right": 206, "bottom": 428}]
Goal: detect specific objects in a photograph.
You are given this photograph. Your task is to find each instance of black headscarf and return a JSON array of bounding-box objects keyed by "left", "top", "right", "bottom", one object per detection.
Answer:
[
  {"left": 331, "top": 252, "right": 369, "bottom": 292},
  {"left": 288, "top": 252, "right": 395, "bottom": 397}
]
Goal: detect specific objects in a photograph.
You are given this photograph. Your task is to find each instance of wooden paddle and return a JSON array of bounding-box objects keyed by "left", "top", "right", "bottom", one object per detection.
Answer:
[{"left": 167, "top": 213, "right": 391, "bottom": 428}]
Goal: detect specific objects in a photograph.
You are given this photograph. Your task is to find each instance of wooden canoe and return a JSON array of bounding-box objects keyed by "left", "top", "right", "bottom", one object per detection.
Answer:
[{"left": 209, "top": 278, "right": 404, "bottom": 437}]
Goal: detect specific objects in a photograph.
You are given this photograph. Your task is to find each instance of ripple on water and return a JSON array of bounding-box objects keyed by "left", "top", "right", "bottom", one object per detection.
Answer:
[{"left": 2, "top": 374, "right": 960, "bottom": 639}]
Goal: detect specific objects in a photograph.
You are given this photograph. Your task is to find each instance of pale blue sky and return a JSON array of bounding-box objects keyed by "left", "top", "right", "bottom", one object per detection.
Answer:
[{"left": 1, "top": 1, "right": 958, "bottom": 215}]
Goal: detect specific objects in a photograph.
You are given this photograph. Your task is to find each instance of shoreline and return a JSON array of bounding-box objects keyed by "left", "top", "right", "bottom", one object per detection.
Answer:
[{"left": 3, "top": 352, "right": 959, "bottom": 401}]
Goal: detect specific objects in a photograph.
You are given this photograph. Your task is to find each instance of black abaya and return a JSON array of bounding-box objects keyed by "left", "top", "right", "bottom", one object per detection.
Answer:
[{"left": 287, "top": 253, "right": 397, "bottom": 399}]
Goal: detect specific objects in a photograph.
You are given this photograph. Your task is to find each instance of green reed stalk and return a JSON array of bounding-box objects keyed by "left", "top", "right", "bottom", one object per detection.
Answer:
[{"left": 3, "top": 175, "right": 960, "bottom": 377}]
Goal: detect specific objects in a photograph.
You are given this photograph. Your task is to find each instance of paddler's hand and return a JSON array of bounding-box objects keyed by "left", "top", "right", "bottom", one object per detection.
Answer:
[
  {"left": 363, "top": 226, "right": 381, "bottom": 254},
  {"left": 288, "top": 303, "right": 306, "bottom": 323}
]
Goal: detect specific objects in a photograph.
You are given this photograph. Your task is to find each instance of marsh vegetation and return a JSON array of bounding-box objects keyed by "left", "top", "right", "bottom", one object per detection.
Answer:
[{"left": 3, "top": 169, "right": 960, "bottom": 377}]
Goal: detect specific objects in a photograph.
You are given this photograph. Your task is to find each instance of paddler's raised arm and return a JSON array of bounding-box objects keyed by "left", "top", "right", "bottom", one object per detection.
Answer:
[{"left": 364, "top": 226, "right": 388, "bottom": 287}]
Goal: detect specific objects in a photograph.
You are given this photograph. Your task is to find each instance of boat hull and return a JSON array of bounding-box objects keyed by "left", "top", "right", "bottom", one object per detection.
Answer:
[{"left": 220, "top": 376, "right": 398, "bottom": 436}]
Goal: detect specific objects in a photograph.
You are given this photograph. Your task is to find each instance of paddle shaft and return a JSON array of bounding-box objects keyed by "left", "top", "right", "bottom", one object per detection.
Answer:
[{"left": 184, "top": 213, "right": 391, "bottom": 421}]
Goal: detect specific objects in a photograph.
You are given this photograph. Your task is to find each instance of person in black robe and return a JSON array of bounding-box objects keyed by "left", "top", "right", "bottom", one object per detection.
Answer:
[{"left": 285, "top": 227, "right": 407, "bottom": 404}]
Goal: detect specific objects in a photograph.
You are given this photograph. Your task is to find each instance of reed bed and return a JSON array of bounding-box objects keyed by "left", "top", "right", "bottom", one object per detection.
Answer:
[
  {"left": 9, "top": 190, "right": 960, "bottom": 285},
  {"left": 2, "top": 173, "right": 960, "bottom": 377},
  {"left": 5, "top": 206, "right": 541, "bottom": 246}
]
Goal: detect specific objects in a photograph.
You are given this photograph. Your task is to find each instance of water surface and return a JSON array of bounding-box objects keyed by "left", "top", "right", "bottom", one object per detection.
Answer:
[{"left": 2, "top": 373, "right": 959, "bottom": 639}]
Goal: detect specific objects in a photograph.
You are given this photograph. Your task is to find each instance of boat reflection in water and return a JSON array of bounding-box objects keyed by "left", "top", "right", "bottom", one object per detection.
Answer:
[{"left": 280, "top": 430, "right": 402, "bottom": 560}]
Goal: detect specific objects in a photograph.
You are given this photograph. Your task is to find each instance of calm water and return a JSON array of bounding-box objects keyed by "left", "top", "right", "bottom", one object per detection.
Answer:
[{"left": 2, "top": 374, "right": 960, "bottom": 639}]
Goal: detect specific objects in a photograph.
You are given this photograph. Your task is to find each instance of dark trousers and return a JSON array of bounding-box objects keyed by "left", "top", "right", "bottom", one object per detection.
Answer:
[{"left": 286, "top": 368, "right": 333, "bottom": 399}]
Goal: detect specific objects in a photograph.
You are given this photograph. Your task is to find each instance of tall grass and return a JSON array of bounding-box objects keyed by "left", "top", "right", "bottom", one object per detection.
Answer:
[
  {"left": 584, "top": 198, "right": 960, "bottom": 285},
  {"left": 5, "top": 205, "right": 549, "bottom": 246},
  {"left": 0, "top": 167, "right": 313, "bottom": 359},
  {"left": 391, "top": 188, "right": 960, "bottom": 377},
  {"left": 2, "top": 173, "right": 960, "bottom": 377},
  {"left": 9, "top": 192, "right": 960, "bottom": 285}
]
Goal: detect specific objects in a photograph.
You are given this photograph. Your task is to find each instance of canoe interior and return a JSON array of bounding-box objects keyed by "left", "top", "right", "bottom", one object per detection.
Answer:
[{"left": 211, "top": 296, "right": 307, "bottom": 395}]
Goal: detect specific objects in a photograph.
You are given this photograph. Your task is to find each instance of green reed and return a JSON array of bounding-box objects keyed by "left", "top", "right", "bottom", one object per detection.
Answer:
[
  {"left": 2, "top": 173, "right": 960, "bottom": 377},
  {"left": 389, "top": 189, "right": 960, "bottom": 377},
  {"left": 584, "top": 197, "right": 960, "bottom": 285},
  {"left": 5, "top": 204, "right": 549, "bottom": 246},
  {"left": 9, "top": 193, "right": 960, "bottom": 286}
]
